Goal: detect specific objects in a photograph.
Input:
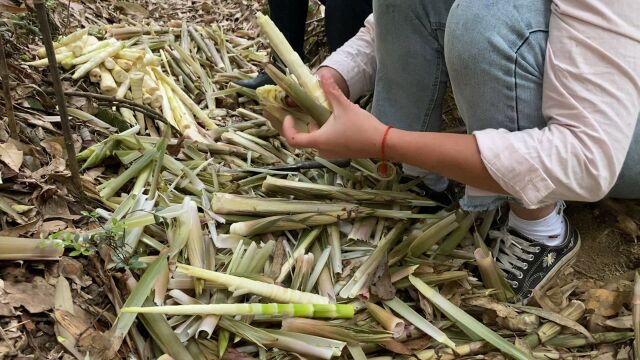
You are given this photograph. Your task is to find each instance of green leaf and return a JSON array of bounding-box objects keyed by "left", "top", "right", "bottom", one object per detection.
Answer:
[{"left": 409, "top": 275, "right": 532, "bottom": 360}]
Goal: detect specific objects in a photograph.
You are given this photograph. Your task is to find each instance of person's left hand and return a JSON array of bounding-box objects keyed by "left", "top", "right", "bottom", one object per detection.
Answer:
[{"left": 281, "top": 72, "right": 388, "bottom": 159}]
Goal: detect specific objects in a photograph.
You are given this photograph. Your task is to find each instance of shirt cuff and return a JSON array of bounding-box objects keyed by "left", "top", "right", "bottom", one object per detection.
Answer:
[
  {"left": 320, "top": 56, "right": 367, "bottom": 102},
  {"left": 473, "top": 129, "right": 556, "bottom": 208}
]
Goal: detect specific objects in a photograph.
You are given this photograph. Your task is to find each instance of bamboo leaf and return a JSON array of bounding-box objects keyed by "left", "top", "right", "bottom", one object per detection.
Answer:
[
  {"left": 409, "top": 275, "right": 531, "bottom": 360},
  {"left": 383, "top": 297, "right": 456, "bottom": 349}
]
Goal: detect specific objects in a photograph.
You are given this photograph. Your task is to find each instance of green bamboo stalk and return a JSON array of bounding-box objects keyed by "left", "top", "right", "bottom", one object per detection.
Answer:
[
  {"left": 394, "top": 271, "right": 469, "bottom": 289},
  {"left": 229, "top": 211, "right": 359, "bottom": 237},
  {"left": 98, "top": 149, "right": 156, "bottom": 199},
  {"left": 0, "top": 237, "right": 63, "bottom": 260},
  {"left": 211, "top": 193, "right": 412, "bottom": 219},
  {"left": 408, "top": 213, "right": 458, "bottom": 256},
  {"left": 264, "top": 64, "right": 330, "bottom": 126},
  {"left": 262, "top": 176, "right": 429, "bottom": 203},
  {"left": 475, "top": 248, "right": 511, "bottom": 302},
  {"left": 152, "top": 66, "right": 217, "bottom": 129},
  {"left": 122, "top": 303, "right": 354, "bottom": 318},
  {"left": 256, "top": 13, "right": 327, "bottom": 106},
  {"left": 177, "top": 263, "right": 329, "bottom": 304},
  {"left": 433, "top": 212, "right": 476, "bottom": 257}
]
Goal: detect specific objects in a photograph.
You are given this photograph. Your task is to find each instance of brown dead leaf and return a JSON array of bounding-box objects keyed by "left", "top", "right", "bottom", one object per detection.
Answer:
[
  {"left": 418, "top": 294, "right": 433, "bottom": 321},
  {"left": 40, "top": 220, "right": 67, "bottom": 236},
  {"left": 269, "top": 237, "right": 285, "bottom": 279},
  {"left": 0, "top": 302, "right": 15, "bottom": 316},
  {"left": 0, "top": 3, "right": 27, "bottom": 14},
  {"left": 84, "top": 166, "right": 105, "bottom": 179},
  {"left": 370, "top": 254, "right": 395, "bottom": 300},
  {"left": 616, "top": 215, "right": 639, "bottom": 241},
  {"left": 59, "top": 257, "right": 90, "bottom": 286},
  {"left": 39, "top": 195, "right": 74, "bottom": 220},
  {"left": 31, "top": 157, "right": 67, "bottom": 180},
  {"left": 465, "top": 296, "right": 518, "bottom": 318},
  {"left": 584, "top": 289, "right": 630, "bottom": 316},
  {"left": 114, "top": 1, "right": 149, "bottom": 16},
  {"left": 402, "top": 335, "right": 432, "bottom": 351},
  {"left": 41, "top": 138, "right": 65, "bottom": 159},
  {"left": 0, "top": 220, "right": 40, "bottom": 237},
  {"left": 2, "top": 276, "right": 56, "bottom": 313},
  {"left": 380, "top": 339, "right": 413, "bottom": 355},
  {"left": 55, "top": 310, "right": 93, "bottom": 339},
  {"left": 0, "top": 142, "right": 23, "bottom": 172}
]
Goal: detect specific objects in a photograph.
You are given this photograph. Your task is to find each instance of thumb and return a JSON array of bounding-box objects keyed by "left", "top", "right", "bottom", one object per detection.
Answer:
[
  {"left": 319, "top": 71, "right": 351, "bottom": 111},
  {"left": 282, "top": 115, "right": 318, "bottom": 148}
]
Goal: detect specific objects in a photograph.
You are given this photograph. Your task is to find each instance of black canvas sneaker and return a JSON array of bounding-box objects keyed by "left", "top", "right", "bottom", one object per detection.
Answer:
[{"left": 489, "top": 217, "right": 581, "bottom": 302}]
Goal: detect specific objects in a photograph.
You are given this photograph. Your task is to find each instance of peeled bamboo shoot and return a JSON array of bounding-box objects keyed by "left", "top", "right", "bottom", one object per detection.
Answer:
[{"left": 99, "top": 65, "right": 117, "bottom": 96}]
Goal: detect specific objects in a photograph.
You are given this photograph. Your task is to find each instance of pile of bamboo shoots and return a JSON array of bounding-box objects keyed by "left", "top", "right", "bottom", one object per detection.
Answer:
[
  {"left": 28, "top": 23, "right": 264, "bottom": 142},
  {"left": 23, "top": 14, "right": 639, "bottom": 360}
]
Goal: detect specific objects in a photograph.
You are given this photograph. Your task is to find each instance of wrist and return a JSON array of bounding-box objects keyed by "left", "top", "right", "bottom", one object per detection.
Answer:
[{"left": 377, "top": 125, "right": 394, "bottom": 177}]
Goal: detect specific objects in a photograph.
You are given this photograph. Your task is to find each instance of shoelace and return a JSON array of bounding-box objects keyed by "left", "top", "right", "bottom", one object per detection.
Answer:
[{"left": 489, "top": 230, "right": 541, "bottom": 287}]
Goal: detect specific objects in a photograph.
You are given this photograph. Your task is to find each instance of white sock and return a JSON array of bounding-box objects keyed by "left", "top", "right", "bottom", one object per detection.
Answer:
[
  {"left": 508, "top": 202, "right": 566, "bottom": 246},
  {"left": 402, "top": 164, "right": 449, "bottom": 192}
]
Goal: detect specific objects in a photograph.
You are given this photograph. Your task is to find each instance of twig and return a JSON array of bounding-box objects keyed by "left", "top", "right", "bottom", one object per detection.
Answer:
[
  {"left": 42, "top": 89, "right": 180, "bottom": 133},
  {"left": 0, "top": 323, "right": 16, "bottom": 352},
  {"left": 64, "top": 0, "right": 72, "bottom": 35},
  {"left": 33, "top": 0, "right": 84, "bottom": 197},
  {"left": 61, "top": 91, "right": 168, "bottom": 123},
  {"left": 0, "top": 34, "right": 18, "bottom": 140}
]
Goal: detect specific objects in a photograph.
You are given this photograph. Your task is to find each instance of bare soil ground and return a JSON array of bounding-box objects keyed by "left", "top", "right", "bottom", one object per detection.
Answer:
[{"left": 569, "top": 202, "right": 640, "bottom": 280}]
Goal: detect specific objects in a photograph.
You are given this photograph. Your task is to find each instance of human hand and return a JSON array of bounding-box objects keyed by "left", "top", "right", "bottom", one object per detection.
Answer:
[
  {"left": 281, "top": 72, "right": 387, "bottom": 159},
  {"left": 315, "top": 66, "right": 350, "bottom": 99}
]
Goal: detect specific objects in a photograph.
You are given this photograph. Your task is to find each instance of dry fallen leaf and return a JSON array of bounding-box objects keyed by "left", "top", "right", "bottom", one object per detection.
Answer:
[
  {"left": 2, "top": 276, "right": 56, "bottom": 313},
  {"left": 584, "top": 288, "right": 630, "bottom": 317},
  {"left": 41, "top": 138, "right": 65, "bottom": 159},
  {"left": 0, "top": 142, "right": 24, "bottom": 173},
  {"left": 466, "top": 296, "right": 518, "bottom": 318},
  {"left": 0, "top": 220, "right": 40, "bottom": 237},
  {"left": 370, "top": 254, "right": 395, "bottom": 300},
  {"left": 40, "top": 220, "right": 68, "bottom": 236},
  {"left": 616, "top": 214, "right": 639, "bottom": 241},
  {"left": 59, "top": 257, "right": 91, "bottom": 286}
]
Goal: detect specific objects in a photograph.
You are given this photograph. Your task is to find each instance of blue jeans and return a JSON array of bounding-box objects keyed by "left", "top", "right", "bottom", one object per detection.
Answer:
[{"left": 371, "top": 0, "right": 640, "bottom": 209}]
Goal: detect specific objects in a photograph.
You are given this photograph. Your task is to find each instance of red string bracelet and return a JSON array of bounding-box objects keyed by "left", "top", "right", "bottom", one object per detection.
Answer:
[{"left": 378, "top": 125, "right": 393, "bottom": 177}]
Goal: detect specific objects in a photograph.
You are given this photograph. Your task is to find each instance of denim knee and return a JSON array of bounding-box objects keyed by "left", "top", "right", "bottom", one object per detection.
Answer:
[
  {"left": 445, "top": 0, "right": 552, "bottom": 211},
  {"left": 444, "top": 0, "right": 550, "bottom": 134}
]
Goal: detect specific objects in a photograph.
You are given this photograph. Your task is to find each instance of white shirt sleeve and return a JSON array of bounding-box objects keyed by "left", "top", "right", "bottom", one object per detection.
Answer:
[{"left": 320, "top": 14, "right": 376, "bottom": 100}]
